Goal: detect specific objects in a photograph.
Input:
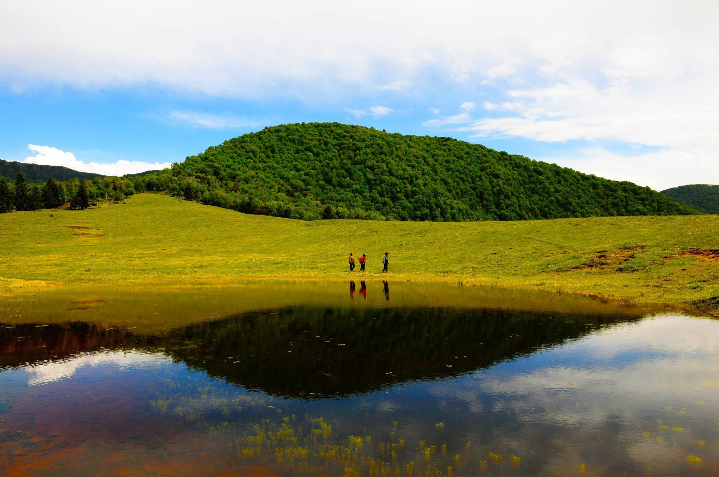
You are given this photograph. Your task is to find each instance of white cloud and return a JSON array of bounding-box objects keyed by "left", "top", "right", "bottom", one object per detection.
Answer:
[
  {"left": 422, "top": 113, "right": 471, "bottom": 128},
  {"left": 422, "top": 103, "right": 475, "bottom": 128},
  {"left": 459, "top": 102, "right": 475, "bottom": 113},
  {"left": 547, "top": 147, "right": 713, "bottom": 191},
  {"left": 428, "top": 107, "right": 440, "bottom": 115},
  {"left": 379, "top": 79, "right": 412, "bottom": 92},
  {"left": 1, "top": 0, "right": 712, "bottom": 99},
  {"left": 483, "top": 58, "right": 523, "bottom": 83},
  {"left": 347, "top": 105, "right": 393, "bottom": 118},
  {"left": 168, "top": 111, "right": 263, "bottom": 129},
  {"left": 369, "top": 106, "right": 393, "bottom": 117},
  {"left": 24, "top": 145, "right": 171, "bottom": 176},
  {"left": 455, "top": 74, "right": 719, "bottom": 188}
]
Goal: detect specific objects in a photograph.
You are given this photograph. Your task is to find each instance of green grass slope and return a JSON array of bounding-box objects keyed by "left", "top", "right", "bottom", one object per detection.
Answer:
[
  {"left": 1, "top": 194, "right": 717, "bottom": 310},
  {"left": 140, "top": 123, "right": 696, "bottom": 221},
  {"left": 0, "top": 158, "right": 103, "bottom": 182},
  {"left": 662, "top": 184, "right": 719, "bottom": 214}
]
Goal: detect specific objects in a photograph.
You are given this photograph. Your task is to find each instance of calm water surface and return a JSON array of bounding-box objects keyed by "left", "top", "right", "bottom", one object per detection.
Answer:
[{"left": 1, "top": 282, "right": 717, "bottom": 476}]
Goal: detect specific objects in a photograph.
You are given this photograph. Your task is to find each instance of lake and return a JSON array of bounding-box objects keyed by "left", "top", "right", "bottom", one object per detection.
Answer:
[{"left": 1, "top": 281, "right": 716, "bottom": 476}]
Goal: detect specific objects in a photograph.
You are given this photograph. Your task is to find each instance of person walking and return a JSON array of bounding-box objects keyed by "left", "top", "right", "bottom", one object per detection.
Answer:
[
  {"left": 359, "top": 253, "right": 367, "bottom": 271},
  {"left": 382, "top": 252, "right": 389, "bottom": 273},
  {"left": 349, "top": 253, "right": 355, "bottom": 271}
]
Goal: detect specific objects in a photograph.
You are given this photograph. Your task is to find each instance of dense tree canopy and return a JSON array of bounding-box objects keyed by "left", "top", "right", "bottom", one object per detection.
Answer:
[
  {"left": 662, "top": 184, "right": 719, "bottom": 214},
  {"left": 137, "top": 122, "right": 696, "bottom": 221}
]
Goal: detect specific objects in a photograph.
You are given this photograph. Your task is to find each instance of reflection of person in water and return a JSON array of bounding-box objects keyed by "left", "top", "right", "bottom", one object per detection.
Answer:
[
  {"left": 383, "top": 281, "right": 389, "bottom": 301},
  {"left": 360, "top": 281, "right": 367, "bottom": 299},
  {"left": 350, "top": 280, "right": 356, "bottom": 299}
]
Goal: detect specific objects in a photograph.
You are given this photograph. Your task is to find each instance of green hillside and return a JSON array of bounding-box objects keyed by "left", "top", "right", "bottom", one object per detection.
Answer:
[
  {"left": 662, "top": 184, "right": 719, "bottom": 214},
  {"left": 138, "top": 123, "right": 696, "bottom": 221},
  {"left": 0, "top": 158, "right": 103, "bottom": 182}
]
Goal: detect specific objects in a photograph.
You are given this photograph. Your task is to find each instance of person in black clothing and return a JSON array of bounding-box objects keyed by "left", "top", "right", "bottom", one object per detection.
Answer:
[
  {"left": 349, "top": 253, "right": 355, "bottom": 271},
  {"left": 382, "top": 252, "right": 389, "bottom": 272}
]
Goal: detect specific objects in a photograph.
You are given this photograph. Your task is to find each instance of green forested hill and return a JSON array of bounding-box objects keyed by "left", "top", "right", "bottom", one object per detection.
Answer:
[
  {"left": 0, "top": 159, "right": 103, "bottom": 182},
  {"left": 662, "top": 184, "right": 719, "bottom": 214},
  {"left": 133, "top": 123, "right": 697, "bottom": 221}
]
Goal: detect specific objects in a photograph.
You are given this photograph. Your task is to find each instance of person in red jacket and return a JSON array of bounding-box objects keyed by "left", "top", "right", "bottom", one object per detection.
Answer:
[{"left": 359, "top": 253, "right": 367, "bottom": 271}]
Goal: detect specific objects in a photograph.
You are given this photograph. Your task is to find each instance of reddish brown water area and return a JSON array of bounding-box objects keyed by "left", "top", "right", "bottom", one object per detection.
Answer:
[
  {"left": 0, "top": 374, "right": 250, "bottom": 476},
  {"left": 0, "top": 440, "right": 256, "bottom": 477}
]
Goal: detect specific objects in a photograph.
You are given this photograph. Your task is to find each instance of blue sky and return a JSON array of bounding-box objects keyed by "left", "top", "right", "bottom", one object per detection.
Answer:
[{"left": 1, "top": 0, "right": 718, "bottom": 190}]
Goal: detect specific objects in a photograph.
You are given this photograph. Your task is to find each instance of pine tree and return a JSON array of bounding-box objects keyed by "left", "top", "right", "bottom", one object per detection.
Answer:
[
  {"left": 29, "top": 184, "right": 44, "bottom": 211},
  {"left": 322, "top": 204, "right": 335, "bottom": 219},
  {"left": 70, "top": 181, "right": 90, "bottom": 210},
  {"left": 42, "top": 176, "right": 67, "bottom": 208},
  {"left": 0, "top": 177, "right": 14, "bottom": 213},
  {"left": 13, "top": 172, "right": 29, "bottom": 211}
]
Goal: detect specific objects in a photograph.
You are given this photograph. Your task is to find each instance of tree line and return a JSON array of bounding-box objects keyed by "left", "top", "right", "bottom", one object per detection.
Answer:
[{"left": 0, "top": 172, "right": 137, "bottom": 213}]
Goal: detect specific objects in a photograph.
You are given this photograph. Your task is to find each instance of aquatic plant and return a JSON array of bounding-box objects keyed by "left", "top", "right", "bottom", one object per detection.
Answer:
[{"left": 349, "top": 436, "right": 363, "bottom": 452}]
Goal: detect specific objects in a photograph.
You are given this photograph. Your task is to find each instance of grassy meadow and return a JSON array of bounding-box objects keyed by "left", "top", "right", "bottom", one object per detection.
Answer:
[{"left": 1, "top": 193, "right": 718, "bottom": 311}]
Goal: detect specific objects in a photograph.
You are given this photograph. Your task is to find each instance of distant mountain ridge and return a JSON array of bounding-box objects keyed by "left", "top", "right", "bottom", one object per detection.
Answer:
[
  {"left": 139, "top": 122, "right": 697, "bottom": 221},
  {"left": 0, "top": 159, "right": 161, "bottom": 182},
  {"left": 0, "top": 159, "right": 103, "bottom": 182},
  {"left": 662, "top": 184, "right": 719, "bottom": 214}
]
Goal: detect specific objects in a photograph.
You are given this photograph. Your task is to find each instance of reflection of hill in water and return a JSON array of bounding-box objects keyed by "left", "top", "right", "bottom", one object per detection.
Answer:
[
  {"left": 0, "top": 322, "right": 140, "bottom": 368},
  {"left": 1, "top": 306, "right": 642, "bottom": 398}
]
